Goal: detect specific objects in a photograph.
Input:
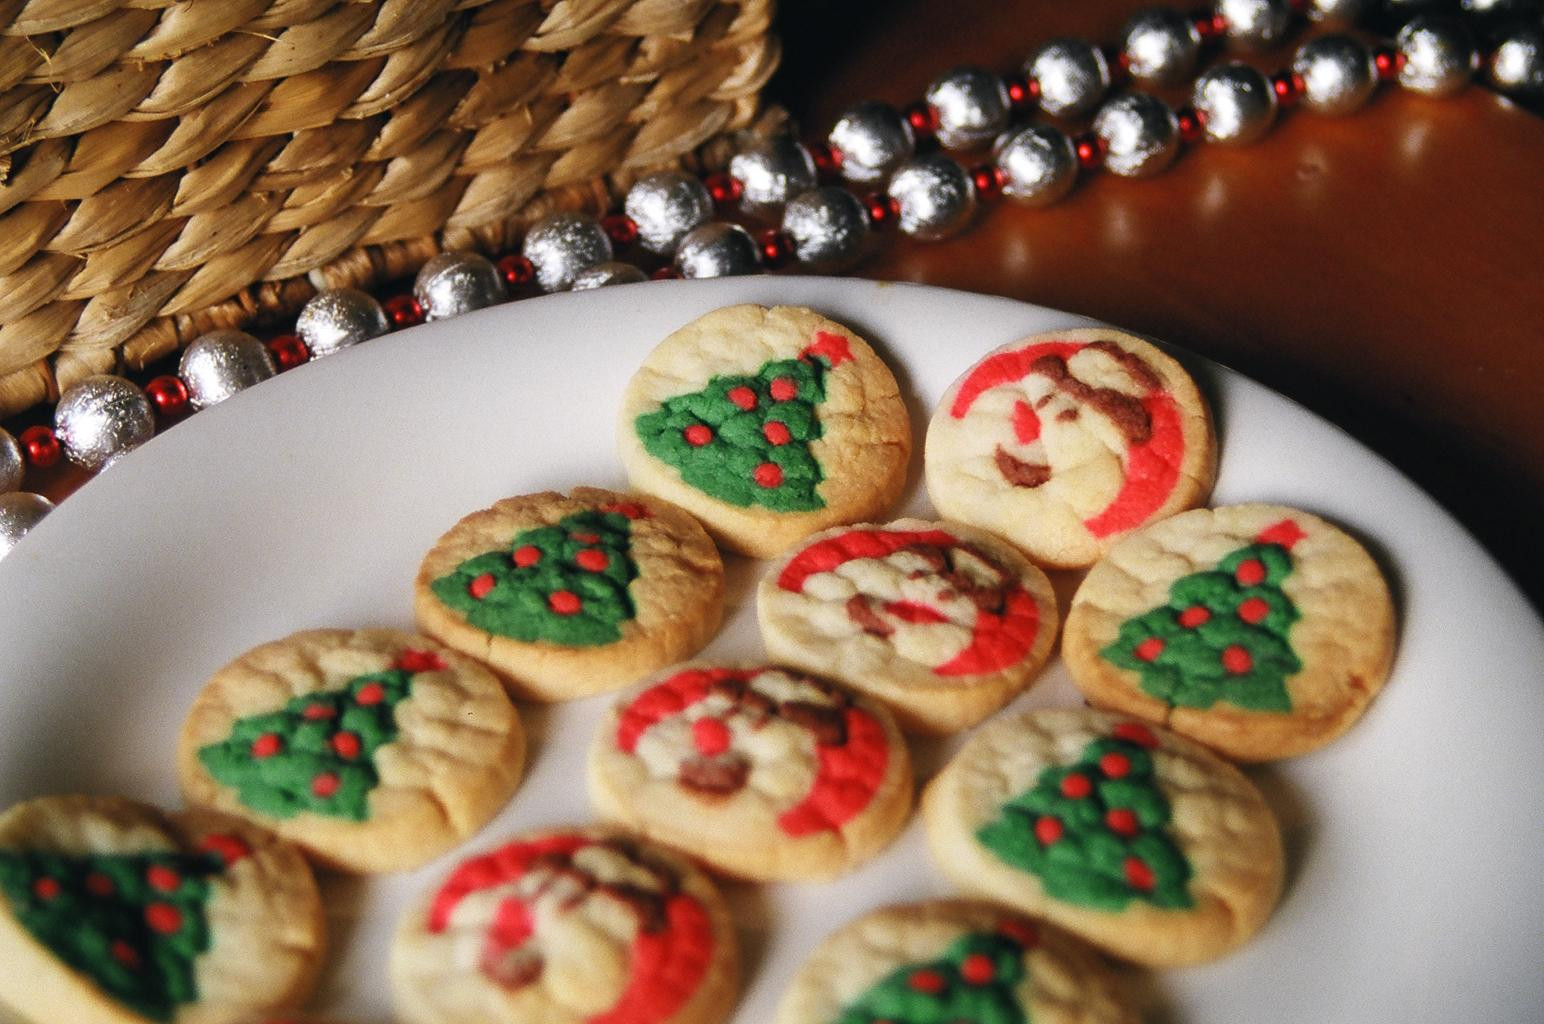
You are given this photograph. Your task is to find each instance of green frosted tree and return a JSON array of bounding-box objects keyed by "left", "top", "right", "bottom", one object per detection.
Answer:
[{"left": 834, "top": 929, "right": 1034, "bottom": 1024}]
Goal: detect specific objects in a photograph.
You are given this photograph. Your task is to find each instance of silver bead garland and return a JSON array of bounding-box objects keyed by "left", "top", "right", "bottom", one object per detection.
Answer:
[
  {"left": 828, "top": 102, "right": 916, "bottom": 184},
  {"left": 296, "top": 288, "right": 389, "bottom": 360},
  {"left": 925, "top": 67, "right": 1012, "bottom": 150},
  {"left": 782, "top": 187, "right": 871, "bottom": 271},
  {"left": 521, "top": 214, "right": 612, "bottom": 293},
  {"left": 179, "top": 331, "right": 276, "bottom": 411},
  {"left": 414, "top": 252, "right": 507, "bottom": 317},
  {"left": 625, "top": 172, "right": 714, "bottom": 256},
  {"left": 1217, "top": 0, "right": 1293, "bottom": 50},
  {"left": 1094, "top": 93, "right": 1180, "bottom": 177},
  {"left": 674, "top": 223, "right": 761, "bottom": 278},
  {"left": 0, "top": 428, "right": 21, "bottom": 494},
  {"left": 729, "top": 136, "right": 817, "bottom": 214},
  {"left": 54, "top": 375, "right": 156, "bottom": 471},
  {"left": 994, "top": 125, "right": 1078, "bottom": 205},
  {"left": 1121, "top": 9, "right": 1203, "bottom": 86},
  {"left": 1294, "top": 34, "right": 1378, "bottom": 115},
  {"left": 888, "top": 155, "right": 977, "bottom": 240},
  {"left": 0, "top": 491, "right": 53, "bottom": 558},
  {"left": 571, "top": 262, "right": 649, "bottom": 290},
  {"left": 1193, "top": 63, "right": 1278, "bottom": 144},
  {"left": 1396, "top": 16, "right": 1477, "bottom": 97},
  {"left": 1026, "top": 39, "right": 1111, "bottom": 119}
]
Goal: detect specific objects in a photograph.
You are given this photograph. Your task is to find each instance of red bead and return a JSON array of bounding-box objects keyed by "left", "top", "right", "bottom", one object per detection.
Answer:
[
  {"left": 602, "top": 214, "right": 639, "bottom": 248},
  {"left": 32, "top": 877, "right": 60, "bottom": 900},
  {"left": 311, "top": 772, "right": 341, "bottom": 798},
  {"left": 692, "top": 717, "right": 733, "bottom": 757},
  {"left": 769, "top": 376, "right": 799, "bottom": 401},
  {"left": 147, "top": 866, "right": 181, "bottom": 893},
  {"left": 1238, "top": 596, "right": 1271, "bottom": 624},
  {"left": 1074, "top": 132, "right": 1105, "bottom": 170},
  {"left": 651, "top": 266, "right": 679, "bottom": 281},
  {"left": 1099, "top": 752, "right": 1132, "bottom": 779},
  {"left": 513, "top": 545, "right": 542, "bottom": 567},
  {"left": 145, "top": 902, "right": 183, "bottom": 935},
  {"left": 1222, "top": 645, "right": 1254, "bottom": 675},
  {"left": 549, "top": 589, "right": 582, "bottom": 615},
  {"left": 807, "top": 141, "right": 843, "bottom": 179},
  {"left": 1192, "top": 9, "right": 1227, "bottom": 40},
  {"left": 1271, "top": 70, "right": 1304, "bottom": 108},
  {"left": 1373, "top": 46, "right": 1405, "bottom": 82},
  {"left": 1003, "top": 73, "right": 1038, "bottom": 110},
  {"left": 498, "top": 254, "right": 535, "bottom": 287},
  {"left": 1176, "top": 106, "right": 1205, "bottom": 144},
  {"left": 1236, "top": 558, "right": 1267, "bottom": 586},
  {"left": 331, "top": 731, "right": 362, "bottom": 759},
  {"left": 864, "top": 192, "right": 901, "bottom": 229},
  {"left": 251, "top": 733, "right": 282, "bottom": 759},
  {"left": 1060, "top": 773, "right": 1092, "bottom": 799},
  {"left": 468, "top": 573, "right": 497, "bottom": 600},
  {"left": 1106, "top": 808, "right": 1140, "bottom": 836},
  {"left": 384, "top": 294, "right": 424, "bottom": 328},
  {"left": 111, "top": 939, "right": 140, "bottom": 968},
  {"left": 960, "top": 952, "right": 996, "bottom": 984},
  {"left": 1178, "top": 605, "right": 1211, "bottom": 629},
  {"left": 144, "top": 375, "right": 190, "bottom": 418},
  {"left": 1124, "top": 856, "right": 1156, "bottom": 891},
  {"left": 1109, "top": 46, "right": 1131, "bottom": 86},
  {"left": 904, "top": 101, "right": 940, "bottom": 139},
  {"left": 356, "top": 681, "right": 386, "bottom": 705},
  {"left": 762, "top": 421, "right": 791, "bottom": 446},
  {"left": 753, "top": 462, "right": 784, "bottom": 488},
  {"left": 198, "top": 833, "right": 251, "bottom": 866},
  {"left": 576, "top": 548, "right": 610, "bottom": 572},
  {"left": 267, "top": 334, "right": 309, "bottom": 371},
  {"left": 1134, "top": 636, "right": 1164, "bottom": 662},
  {"left": 19, "top": 425, "right": 61, "bottom": 470},
  {"left": 86, "top": 872, "right": 115, "bottom": 896},
  {"left": 758, "top": 228, "right": 794, "bottom": 269},
  {"left": 704, "top": 172, "right": 743, "bottom": 206},
  {"left": 683, "top": 424, "right": 714, "bottom": 447},
  {"left": 971, "top": 164, "right": 1006, "bottom": 201},
  {"left": 908, "top": 968, "right": 946, "bottom": 994}
]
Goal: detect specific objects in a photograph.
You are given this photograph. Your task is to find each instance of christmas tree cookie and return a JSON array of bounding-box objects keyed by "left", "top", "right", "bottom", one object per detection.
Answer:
[
  {"left": 922, "top": 708, "right": 1282, "bottom": 966},
  {"left": 1063, "top": 503, "right": 1397, "bottom": 761},
  {"left": 618, "top": 304, "right": 911, "bottom": 557},
  {"left": 0, "top": 795, "right": 324, "bottom": 1024},
  {"left": 415, "top": 487, "right": 723, "bottom": 701},
  {"left": 392, "top": 827, "right": 739, "bottom": 1024},
  {"left": 178, "top": 629, "right": 524, "bottom": 874},
  {"left": 757, "top": 518, "right": 1060, "bottom": 735},
  {"left": 773, "top": 901, "right": 1136, "bottom": 1024},
  {"left": 926, "top": 327, "right": 1218, "bottom": 568},
  {"left": 588, "top": 664, "right": 913, "bottom": 880}
]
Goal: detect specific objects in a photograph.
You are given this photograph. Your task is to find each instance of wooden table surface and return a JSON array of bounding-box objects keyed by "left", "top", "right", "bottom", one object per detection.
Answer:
[{"left": 773, "top": 0, "right": 1544, "bottom": 609}]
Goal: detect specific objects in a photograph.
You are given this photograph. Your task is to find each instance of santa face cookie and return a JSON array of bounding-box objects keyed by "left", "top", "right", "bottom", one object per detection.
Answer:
[
  {"left": 415, "top": 487, "right": 723, "bottom": 701},
  {"left": 926, "top": 328, "right": 1217, "bottom": 569},
  {"left": 1062, "top": 504, "right": 1397, "bottom": 761},
  {"left": 588, "top": 664, "right": 912, "bottom": 880},
  {"left": 392, "top": 829, "right": 739, "bottom": 1024},
  {"left": 178, "top": 629, "right": 525, "bottom": 874},
  {"left": 922, "top": 709, "right": 1282, "bottom": 966},
  {"left": 0, "top": 796, "right": 324, "bottom": 1024},
  {"left": 758, "top": 520, "right": 1059, "bottom": 735},
  {"left": 618, "top": 304, "right": 912, "bottom": 558},
  {"left": 774, "top": 902, "right": 1136, "bottom": 1024}
]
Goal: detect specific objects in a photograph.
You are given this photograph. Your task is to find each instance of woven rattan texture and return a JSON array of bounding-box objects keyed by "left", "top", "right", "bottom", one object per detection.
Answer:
[{"left": 0, "top": 0, "right": 780, "bottom": 415}]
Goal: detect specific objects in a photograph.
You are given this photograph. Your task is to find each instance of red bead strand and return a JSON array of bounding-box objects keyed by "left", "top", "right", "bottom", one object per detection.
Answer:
[
  {"left": 602, "top": 214, "right": 638, "bottom": 248},
  {"left": 904, "top": 101, "right": 940, "bottom": 140},
  {"left": 498, "top": 254, "right": 535, "bottom": 287},
  {"left": 758, "top": 229, "right": 794, "bottom": 268},
  {"left": 865, "top": 193, "right": 901, "bottom": 229},
  {"left": 704, "top": 172, "right": 743, "bottom": 206},
  {"left": 807, "top": 141, "right": 843, "bottom": 179},
  {"left": 19, "top": 425, "right": 60, "bottom": 470},
  {"left": 383, "top": 295, "right": 424, "bottom": 328},
  {"left": 267, "top": 334, "right": 310, "bottom": 371},
  {"left": 144, "top": 376, "right": 190, "bottom": 419},
  {"left": 1271, "top": 70, "right": 1305, "bottom": 108},
  {"left": 1074, "top": 132, "right": 1106, "bottom": 170},
  {"left": 971, "top": 164, "right": 1006, "bottom": 201}
]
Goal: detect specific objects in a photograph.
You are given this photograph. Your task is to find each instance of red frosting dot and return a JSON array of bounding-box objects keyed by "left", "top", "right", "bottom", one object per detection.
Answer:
[
  {"left": 1238, "top": 596, "right": 1271, "bottom": 624},
  {"left": 571, "top": 532, "right": 601, "bottom": 544},
  {"left": 997, "top": 919, "right": 1040, "bottom": 949},
  {"left": 1236, "top": 558, "right": 1266, "bottom": 586},
  {"left": 692, "top": 717, "right": 733, "bottom": 757},
  {"left": 753, "top": 462, "right": 784, "bottom": 488},
  {"left": 684, "top": 424, "right": 714, "bottom": 447},
  {"left": 727, "top": 385, "right": 757, "bottom": 411},
  {"left": 769, "top": 377, "right": 798, "bottom": 401},
  {"left": 469, "top": 573, "right": 497, "bottom": 599},
  {"left": 1124, "top": 856, "right": 1156, "bottom": 892},
  {"left": 549, "top": 590, "right": 582, "bottom": 615},
  {"left": 762, "top": 421, "right": 792, "bottom": 446},
  {"left": 32, "top": 877, "right": 60, "bottom": 900},
  {"left": 1111, "top": 722, "right": 1160, "bottom": 748},
  {"left": 303, "top": 703, "right": 335, "bottom": 721},
  {"left": 1059, "top": 773, "right": 1092, "bottom": 799},
  {"left": 960, "top": 952, "right": 996, "bottom": 985},
  {"left": 1106, "top": 808, "right": 1140, "bottom": 837},
  {"left": 111, "top": 939, "right": 140, "bottom": 969},
  {"left": 1134, "top": 636, "right": 1164, "bottom": 662},
  {"left": 86, "top": 872, "right": 115, "bottom": 896},
  {"left": 311, "top": 772, "right": 341, "bottom": 798},
  {"left": 395, "top": 648, "right": 447, "bottom": 673},
  {"left": 1222, "top": 645, "right": 1254, "bottom": 675},
  {"left": 1099, "top": 752, "right": 1131, "bottom": 779},
  {"left": 513, "top": 545, "right": 542, "bottom": 568},
  {"left": 331, "top": 731, "right": 362, "bottom": 760},
  {"left": 198, "top": 834, "right": 251, "bottom": 866},
  {"left": 356, "top": 682, "right": 386, "bottom": 706},
  {"left": 1178, "top": 605, "right": 1211, "bottom": 628},
  {"left": 576, "top": 549, "right": 610, "bottom": 572},
  {"left": 1034, "top": 816, "right": 1064, "bottom": 845},
  {"left": 251, "top": 733, "right": 283, "bottom": 759},
  {"left": 908, "top": 969, "right": 946, "bottom": 994},
  {"left": 145, "top": 903, "right": 183, "bottom": 935},
  {"left": 146, "top": 866, "right": 181, "bottom": 893}
]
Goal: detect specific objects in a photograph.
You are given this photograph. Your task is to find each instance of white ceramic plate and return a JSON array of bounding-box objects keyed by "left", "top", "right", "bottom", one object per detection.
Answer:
[{"left": 1, "top": 278, "right": 1540, "bottom": 1023}]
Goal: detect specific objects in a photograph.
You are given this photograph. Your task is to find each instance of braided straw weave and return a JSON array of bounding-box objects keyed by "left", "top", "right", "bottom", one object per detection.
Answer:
[{"left": 0, "top": 0, "right": 780, "bottom": 416}]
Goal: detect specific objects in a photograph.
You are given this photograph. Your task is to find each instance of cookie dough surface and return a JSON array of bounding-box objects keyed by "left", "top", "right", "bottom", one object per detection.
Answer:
[
  {"left": 415, "top": 487, "right": 723, "bottom": 701},
  {"left": 922, "top": 709, "right": 1282, "bottom": 966},
  {"left": 178, "top": 628, "right": 525, "bottom": 873},
  {"left": 758, "top": 519, "right": 1059, "bottom": 735},
  {"left": 1062, "top": 503, "right": 1397, "bottom": 761},
  {"left": 588, "top": 664, "right": 913, "bottom": 880},
  {"left": 926, "top": 328, "right": 1217, "bottom": 569},
  {"left": 0, "top": 795, "right": 324, "bottom": 1024},
  {"left": 618, "top": 304, "right": 911, "bottom": 557}
]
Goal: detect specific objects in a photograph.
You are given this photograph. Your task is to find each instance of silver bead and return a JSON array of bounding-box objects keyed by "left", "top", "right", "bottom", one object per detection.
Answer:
[
  {"left": 1306, "top": 0, "right": 1369, "bottom": 22},
  {"left": 674, "top": 223, "right": 761, "bottom": 278},
  {"left": 0, "top": 428, "right": 21, "bottom": 494},
  {"left": 295, "top": 288, "right": 389, "bottom": 360},
  {"left": 828, "top": 101, "right": 915, "bottom": 184},
  {"left": 993, "top": 125, "right": 1077, "bottom": 205},
  {"left": 1293, "top": 34, "right": 1377, "bottom": 115},
  {"left": 729, "top": 136, "right": 817, "bottom": 214},
  {"left": 1460, "top": 0, "right": 1531, "bottom": 12},
  {"left": 178, "top": 330, "right": 276, "bottom": 411},
  {"left": 414, "top": 251, "right": 508, "bottom": 318},
  {"left": 54, "top": 375, "right": 155, "bottom": 470},
  {"left": 624, "top": 172, "right": 713, "bottom": 256},
  {"left": 1192, "top": 63, "right": 1277, "bottom": 145},
  {"left": 1487, "top": 24, "right": 1544, "bottom": 99},
  {"left": 521, "top": 214, "right": 612, "bottom": 293},
  {"left": 1093, "top": 93, "right": 1179, "bottom": 177},
  {"left": 781, "top": 187, "right": 870, "bottom": 272},
  {"left": 1121, "top": 9, "right": 1202, "bottom": 86},
  {"left": 924, "top": 67, "right": 1011, "bottom": 150},
  {"left": 1397, "top": 17, "right": 1477, "bottom": 97},
  {"left": 1216, "top": 0, "right": 1292, "bottom": 51},
  {"left": 887, "top": 155, "right": 976, "bottom": 240},
  {"left": 1026, "top": 39, "right": 1111, "bottom": 119},
  {"left": 570, "top": 262, "right": 648, "bottom": 290},
  {"left": 0, "top": 492, "right": 53, "bottom": 558}
]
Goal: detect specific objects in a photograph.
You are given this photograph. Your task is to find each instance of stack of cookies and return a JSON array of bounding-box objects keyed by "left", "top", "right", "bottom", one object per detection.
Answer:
[{"left": 0, "top": 304, "right": 1397, "bottom": 1024}]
